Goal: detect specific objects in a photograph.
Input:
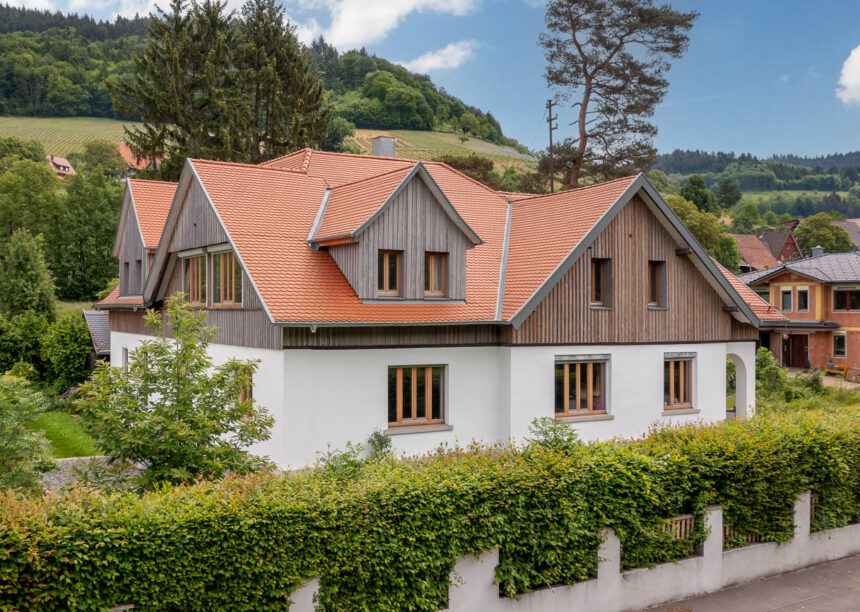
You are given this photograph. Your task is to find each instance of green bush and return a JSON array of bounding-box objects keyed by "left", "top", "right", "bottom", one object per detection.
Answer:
[
  {"left": 41, "top": 312, "right": 92, "bottom": 391},
  {"left": 0, "top": 410, "right": 857, "bottom": 610},
  {"left": 0, "top": 375, "right": 51, "bottom": 492}
]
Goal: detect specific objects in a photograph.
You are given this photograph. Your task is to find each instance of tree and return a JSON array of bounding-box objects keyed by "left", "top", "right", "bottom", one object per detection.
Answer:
[
  {"left": 77, "top": 139, "right": 125, "bottom": 176},
  {"left": 0, "top": 136, "right": 45, "bottom": 164},
  {"left": 0, "top": 374, "right": 51, "bottom": 491},
  {"left": 0, "top": 229, "right": 56, "bottom": 321},
  {"left": 665, "top": 194, "right": 739, "bottom": 271},
  {"left": 716, "top": 178, "right": 742, "bottom": 208},
  {"left": 0, "top": 159, "right": 60, "bottom": 242},
  {"left": 680, "top": 175, "right": 718, "bottom": 213},
  {"left": 540, "top": 0, "right": 697, "bottom": 187},
  {"left": 794, "top": 213, "right": 853, "bottom": 255},
  {"left": 79, "top": 295, "right": 274, "bottom": 487},
  {"left": 730, "top": 202, "right": 761, "bottom": 234},
  {"left": 42, "top": 313, "right": 92, "bottom": 391}
]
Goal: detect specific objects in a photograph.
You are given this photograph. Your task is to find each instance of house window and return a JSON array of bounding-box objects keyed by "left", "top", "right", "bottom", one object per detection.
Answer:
[
  {"left": 377, "top": 250, "right": 401, "bottom": 297},
  {"left": 664, "top": 358, "right": 694, "bottom": 410},
  {"left": 122, "top": 261, "right": 129, "bottom": 293},
  {"left": 122, "top": 347, "right": 129, "bottom": 372},
  {"left": 424, "top": 252, "right": 446, "bottom": 297},
  {"left": 780, "top": 289, "right": 792, "bottom": 312},
  {"left": 183, "top": 255, "right": 207, "bottom": 305},
  {"left": 833, "top": 333, "right": 847, "bottom": 358},
  {"left": 135, "top": 259, "right": 143, "bottom": 288},
  {"left": 388, "top": 366, "right": 445, "bottom": 425},
  {"left": 833, "top": 289, "right": 860, "bottom": 311},
  {"left": 213, "top": 251, "right": 242, "bottom": 307},
  {"left": 591, "top": 258, "right": 611, "bottom": 307},
  {"left": 648, "top": 260, "right": 667, "bottom": 307},
  {"left": 554, "top": 360, "right": 606, "bottom": 416},
  {"left": 239, "top": 372, "right": 253, "bottom": 403},
  {"left": 797, "top": 289, "right": 809, "bottom": 312}
]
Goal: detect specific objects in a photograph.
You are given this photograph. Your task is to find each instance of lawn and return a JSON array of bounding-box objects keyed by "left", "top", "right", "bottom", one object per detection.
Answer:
[
  {"left": 58, "top": 301, "right": 94, "bottom": 316},
  {"left": 0, "top": 116, "right": 142, "bottom": 157},
  {"left": 741, "top": 190, "right": 850, "bottom": 204},
  {"left": 30, "top": 411, "right": 97, "bottom": 458}
]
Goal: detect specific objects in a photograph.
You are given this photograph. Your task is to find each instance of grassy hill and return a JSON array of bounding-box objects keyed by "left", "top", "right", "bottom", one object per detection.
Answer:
[
  {"left": 0, "top": 117, "right": 534, "bottom": 168},
  {"left": 0, "top": 116, "right": 140, "bottom": 156},
  {"left": 741, "top": 190, "right": 851, "bottom": 204}
]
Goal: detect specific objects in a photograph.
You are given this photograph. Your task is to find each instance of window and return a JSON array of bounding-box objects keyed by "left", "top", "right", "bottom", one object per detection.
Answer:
[
  {"left": 753, "top": 287, "right": 770, "bottom": 302},
  {"left": 121, "top": 347, "right": 129, "bottom": 372},
  {"left": 797, "top": 289, "right": 809, "bottom": 312},
  {"left": 122, "top": 261, "right": 129, "bottom": 293},
  {"left": 554, "top": 360, "right": 606, "bottom": 416},
  {"left": 239, "top": 372, "right": 253, "bottom": 403},
  {"left": 781, "top": 289, "right": 792, "bottom": 312},
  {"left": 213, "top": 251, "right": 242, "bottom": 307},
  {"left": 388, "top": 366, "right": 445, "bottom": 425},
  {"left": 648, "top": 260, "right": 667, "bottom": 307},
  {"left": 834, "top": 333, "right": 847, "bottom": 358},
  {"left": 591, "top": 258, "right": 611, "bottom": 307},
  {"left": 135, "top": 259, "right": 142, "bottom": 287},
  {"left": 183, "top": 255, "right": 207, "bottom": 305},
  {"left": 833, "top": 289, "right": 860, "bottom": 311},
  {"left": 377, "top": 250, "right": 401, "bottom": 297},
  {"left": 664, "top": 358, "right": 693, "bottom": 410},
  {"left": 424, "top": 252, "right": 446, "bottom": 297}
]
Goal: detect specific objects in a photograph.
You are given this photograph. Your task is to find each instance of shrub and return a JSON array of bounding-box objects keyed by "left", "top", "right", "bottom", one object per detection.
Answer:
[
  {"left": 41, "top": 312, "right": 92, "bottom": 391},
  {"left": 0, "top": 229, "right": 56, "bottom": 321},
  {"left": 0, "top": 375, "right": 51, "bottom": 492},
  {"left": 0, "top": 410, "right": 857, "bottom": 609}
]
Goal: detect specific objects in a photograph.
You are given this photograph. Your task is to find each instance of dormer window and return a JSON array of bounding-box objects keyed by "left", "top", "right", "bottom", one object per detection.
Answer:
[
  {"left": 183, "top": 254, "right": 206, "bottom": 306},
  {"left": 424, "top": 252, "right": 446, "bottom": 297},
  {"left": 213, "top": 251, "right": 242, "bottom": 307},
  {"left": 377, "top": 250, "right": 401, "bottom": 297}
]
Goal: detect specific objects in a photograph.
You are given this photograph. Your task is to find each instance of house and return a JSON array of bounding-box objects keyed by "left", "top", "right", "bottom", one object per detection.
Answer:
[
  {"left": 115, "top": 142, "right": 161, "bottom": 176},
  {"left": 82, "top": 310, "right": 111, "bottom": 370},
  {"left": 833, "top": 219, "right": 860, "bottom": 251},
  {"left": 96, "top": 149, "right": 782, "bottom": 468},
  {"left": 758, "top": 230, "right": 802, "bottom": 262},
  {"left": 738, "top": 252, "right": 860, "bottom": 370},
  {"left": 731, "top": 234, "right": 779, "bottom": 273},
  {"left": 46, "top": 154, "right": 75, "bottom": 179}
]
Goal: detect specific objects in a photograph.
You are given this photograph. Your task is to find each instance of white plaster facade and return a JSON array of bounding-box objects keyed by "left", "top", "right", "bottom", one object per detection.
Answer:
[{"left": 111, "top": 331, "right": 756, "bottom": 469}]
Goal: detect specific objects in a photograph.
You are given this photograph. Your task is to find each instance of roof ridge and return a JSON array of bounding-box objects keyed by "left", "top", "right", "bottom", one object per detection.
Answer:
[
  {"left": 129, "top": 178, "right": 178, "bottom": 186},
  {"left": 190, "top": 158, "right": 311, "bottom": 176},
  {"left": 509, "top": 175, "right": 638, "bottom": 205},
  {"left": 309, "top": 148, "right": 419, "bottom": 164},
  {"left": 257, "top": 148, "right": 310, "bottom": 168},
  {"left": 300, "top": 148, "right": 313, "bottom": 172},
  {"left": 422, "top": 160, "right": 511, "bottom": 203},
  {"left": 329, "top": 164, "right": 414, "bottom": 190}
]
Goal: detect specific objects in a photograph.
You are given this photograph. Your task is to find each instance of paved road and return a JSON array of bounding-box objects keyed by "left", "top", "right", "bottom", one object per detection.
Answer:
[{"left": 643, "top": 554, "right": 860, "bottom": 612}]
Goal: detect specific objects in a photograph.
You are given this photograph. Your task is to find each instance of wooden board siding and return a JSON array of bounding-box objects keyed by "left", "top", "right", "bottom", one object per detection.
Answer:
[
  {"left": 337, "top": 175, "right": 469, "bottom": 300},
  {"left": 282, "top": 324, "right": 501, "bottom": 348},
  {"left": 119, "top": 192, "right": 147, "bottom": 296},
  {"left": 169, "top": 180, "right": 227, "bottom": 252},
  {"left": 511, "top": 195, "right": 754, "bottom": 344},
  {"left": 731, "top": 318, "right": 759, "bottom": 341},
  {"left": 110, "top": 307, "right": 281, "bottom": 350}
]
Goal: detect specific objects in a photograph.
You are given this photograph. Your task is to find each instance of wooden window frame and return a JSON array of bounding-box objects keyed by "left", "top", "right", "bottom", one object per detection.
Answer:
[
  {"left": 239, "top": 372, "right": 253, "bottom": 404},
  {"left": 183, "top": 254, "right": 207, "bottom": 306},
  {"left": 648, "top": 260, "right": 667, "bottom": 308},
  {"left": 664, "top": 358, "right": 694, "bottom": 410},
  {"left": 780, "top": 288, "right": 792, "bottom": 312},
  {"left": 833, "top": 333, "right": 847, "bottom": 358},
  {"left": 832, "top": 288, "right": 860, "bottom": 312},
  {"left": 796, "top": 288, "right": 809, "bottom": 313},
  {"left": 591, "top": 258, "right": 611, "bottom": 307},
  {"left": 554, "top": 360, "right": 607, "bottom": 417},
  {"left": 212, "top": 251, "right": 243, "bottom": 308},
  {"left": 388, "top": 365, "right": 445, "bottom": 426},
  {"left": 424, "top": 252, "right": 447, "bottom": 297},
  {"left": 377, "top": 250, "right": 402, "bottom": 297}
]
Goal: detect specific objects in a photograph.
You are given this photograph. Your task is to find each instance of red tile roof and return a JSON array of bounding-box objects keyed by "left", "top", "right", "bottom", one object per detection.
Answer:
[
  {"left": 129, "top": 179, "right": 177, "bottom": 249},
  {"left": 96, "top": 285, "right": 144, "bottom": 308},
  {"left": 116, "top": 142, "right": 162, "bottom": 171},
  {"left": 714, "top": 261, "right": 786, "bottom": 321},
  {"left": 731, "top": 234, "right": 780, "bottom": 270},
  {"left": 46, "top": 155, "right": 75, "bottom": 177},
  {"left": 261, "top": 149, "right": 413, "bottom": 187}
]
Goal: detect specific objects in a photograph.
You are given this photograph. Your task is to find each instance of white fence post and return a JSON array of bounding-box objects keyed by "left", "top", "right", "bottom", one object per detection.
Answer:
[
  {"left": 596, "top": 527, "right": 621, "bottom": 605},
  {"left": 290, "top": 577, "right": 319, "bottom": 612},
  {"left": 445, "top": 549, "right": 500, "bottom": 611},
  {"left": 702, "top": 505, "right": 723, "bottom": 591},
  {"left": 794, "top": 491, "right": 811, "bottom": 545}
]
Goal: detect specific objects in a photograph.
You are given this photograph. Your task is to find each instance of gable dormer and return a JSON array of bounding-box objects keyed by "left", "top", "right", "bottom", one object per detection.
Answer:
[{"left": 308, "top": 163, "right": 481, "bottom": 301}]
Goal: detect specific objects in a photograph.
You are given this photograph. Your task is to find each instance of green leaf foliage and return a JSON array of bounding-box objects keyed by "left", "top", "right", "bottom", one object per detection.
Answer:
[
  {"left": 794, "top": 212, "right": 854, "bottom": 255},
  {"left": 0, "top": 375, "right": 51, "bottom": 492},
  {"left": 1, "top": 407, "right": 857, "bottom": 609},
  {"left": 0, "top": 228, "right": 56, "bottom": 321},
  {"left": 41, "top": 313, "right": 92, "bottom": 391}
]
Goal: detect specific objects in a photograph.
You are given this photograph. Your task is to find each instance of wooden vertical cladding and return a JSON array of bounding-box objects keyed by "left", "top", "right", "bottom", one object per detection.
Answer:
[
  {"left": 328, "top": 174, "right": 469, "bottom": 300},
  {"left": 512, "top": 195, "right": 756, "bottom": 344},
  {"left": 169, "top": 179, "right": 227, "bottom": 252},
  {"left": 119, "top": 192, "right": 147, "bottom": 296}
]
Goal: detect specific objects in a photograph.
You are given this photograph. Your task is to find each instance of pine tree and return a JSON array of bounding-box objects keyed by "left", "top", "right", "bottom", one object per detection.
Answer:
[
  {"left": 0, "top": 229, "right": 56, "bottom": 320},
  {"left": 716, "top": 178, "right": 742, "bottom": 208}
]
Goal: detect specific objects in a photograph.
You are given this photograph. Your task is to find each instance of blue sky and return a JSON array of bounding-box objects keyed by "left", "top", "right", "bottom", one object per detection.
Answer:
[{"left": 15, "top": 0, "right": 860, "bottom": 156}]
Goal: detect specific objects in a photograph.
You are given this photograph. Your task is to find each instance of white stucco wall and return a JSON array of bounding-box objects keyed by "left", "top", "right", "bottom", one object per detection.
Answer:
[{"left": 111, "top": 331, "right": 755, "bottom": 469}]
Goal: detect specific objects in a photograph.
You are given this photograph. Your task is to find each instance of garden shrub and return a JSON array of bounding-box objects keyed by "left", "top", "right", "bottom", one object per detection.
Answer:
[
  {"left": 0, "top": 375, "right": 52, "bottom": 492},
  {"left": 0, "top": 409, "right": 858, "bottom": 610},
  {"left": 41, "top": 312, "right": 92, "bottom": 391}
]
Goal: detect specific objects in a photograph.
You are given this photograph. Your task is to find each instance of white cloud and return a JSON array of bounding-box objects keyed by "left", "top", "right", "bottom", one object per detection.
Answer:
[
  {"left": 399, "top": 40, "right": 478, "bottom": 72},
  {"left": 6, "top": 0, "right": 55, "bottom": 9},
  {"left": 836, "top": 44, "right": 860, "bottom": 105},
  {"left": 779, "top": 74, "right": 789, "bottom": 82},
  {"left": 296, "top": 0, "right": 479, "bottom": 49}
]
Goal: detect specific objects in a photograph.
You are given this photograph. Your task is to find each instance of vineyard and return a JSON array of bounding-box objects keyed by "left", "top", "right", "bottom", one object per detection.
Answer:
[{"left": 0, "top": 116, "right": 139, "bottom": 156}]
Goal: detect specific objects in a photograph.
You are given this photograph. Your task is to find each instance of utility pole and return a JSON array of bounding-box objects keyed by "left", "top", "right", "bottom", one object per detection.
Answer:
[{"left": 546, "top": 99, "right": 557, "bottom": 193}]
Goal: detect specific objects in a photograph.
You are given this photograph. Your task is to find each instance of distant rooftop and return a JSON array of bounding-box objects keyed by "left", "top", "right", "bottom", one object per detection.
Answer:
[{"left": 738, "top": 252, "right": 860, "bottom": 285}]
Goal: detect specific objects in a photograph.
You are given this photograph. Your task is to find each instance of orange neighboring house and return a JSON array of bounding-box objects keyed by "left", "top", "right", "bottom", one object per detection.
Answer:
[
  {"left": 738, "top": 252, "right": 860, "bottom": 371},
  {"left": 46, "top": 154, "right": 75, "bottom": 179},
  {"left": 731, "top": 233, "right": 779, "bottom": 273},
  {"left": 115, "top": 142, "right": 162, "bottom": 175}
]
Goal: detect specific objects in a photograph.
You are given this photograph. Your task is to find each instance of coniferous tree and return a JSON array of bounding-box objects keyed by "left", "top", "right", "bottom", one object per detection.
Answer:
[
  {"left": 541, "top": 0, "right": 697, "bottom": 187},
  {"left": 716, "top": 178, "right": 742, "bottom": 208}
]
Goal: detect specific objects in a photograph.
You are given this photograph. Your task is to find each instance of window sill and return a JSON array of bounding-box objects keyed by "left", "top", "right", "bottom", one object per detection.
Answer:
[
  {"left": 662, "top": 408, "right": 700, "bottom": 416},
  {"left": 647, "top": 304, "right": 668, "bottom": 311},
  {"left": 555, "top": 413, "right": 614, "bottom": 423},
  {"left": 589, "top": 304, "right": 612, "bottom": 311},
  {"left": 384, "top": 424, "right": 453, "bottom": 436}
]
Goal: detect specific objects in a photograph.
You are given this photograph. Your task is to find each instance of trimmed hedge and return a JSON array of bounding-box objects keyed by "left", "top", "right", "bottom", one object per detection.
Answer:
[{"left": 1, "top": 409, "right": 858, "bottom": 610}]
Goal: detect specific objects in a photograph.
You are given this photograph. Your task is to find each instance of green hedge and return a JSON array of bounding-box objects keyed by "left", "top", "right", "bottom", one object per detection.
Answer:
[{"left": 1, "top": 410, "right": 858, "bottom": 611}]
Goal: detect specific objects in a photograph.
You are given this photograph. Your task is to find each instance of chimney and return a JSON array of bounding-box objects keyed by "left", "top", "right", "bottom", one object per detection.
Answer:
[
  {"left": 372, "top": 136, "right": 395, "bottom": 158},
  {"left": 811, "top": 245, "right": 825, "bottom": 258}
]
